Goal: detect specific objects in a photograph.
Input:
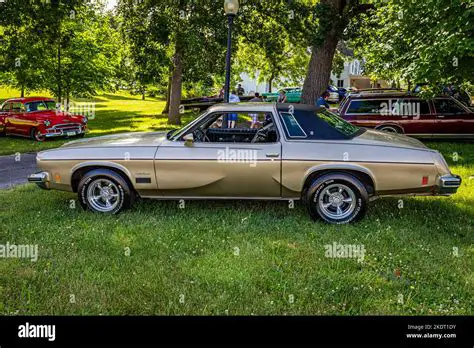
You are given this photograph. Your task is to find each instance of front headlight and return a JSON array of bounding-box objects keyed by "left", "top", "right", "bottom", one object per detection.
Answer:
[
  {"left": 44, "top": 120, "right": 51, "bottom": 127},
  {"left": 82, "top": 117, "right": 88, "bottom": 124}
]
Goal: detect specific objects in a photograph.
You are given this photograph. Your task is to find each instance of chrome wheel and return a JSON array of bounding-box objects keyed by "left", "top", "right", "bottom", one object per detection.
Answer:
[
  {"left": 86, "top": 178, "right": 120, "bottom": 213},
  {"left": 379, "top": 126, "right": 399, "bottom": 133},
  {"left": 318, "top": 183, "right": 357, "bottom": 220},
  {"left": 33, "top": 129, "right": 45, "bottom": 142}
]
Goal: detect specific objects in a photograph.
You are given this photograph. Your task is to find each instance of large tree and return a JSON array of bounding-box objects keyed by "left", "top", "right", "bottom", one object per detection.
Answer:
[
  {"left": 353, "top": 0, "right": 474, "bottom": 91},
  {"left": 119, "top": 0, "right": 228, "bottom": 125}
]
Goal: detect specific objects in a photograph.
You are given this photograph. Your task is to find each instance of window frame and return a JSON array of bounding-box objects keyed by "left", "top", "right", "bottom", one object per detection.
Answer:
[
  {"left": 179, "top": 110, "right": 280, "bottom": 144},
  {"left": 433, "top": 97, "right": 469, "bottom": 115}
]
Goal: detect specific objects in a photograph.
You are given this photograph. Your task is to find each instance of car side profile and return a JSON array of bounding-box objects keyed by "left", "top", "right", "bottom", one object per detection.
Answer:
[
  {"left": 0, "top": 97, "right": 88, "bottom": 141},
  {"left": 338, "top": 90, "right": 474, "bottom": 138},
  {"left": 28, "top": 103, "right": 461, "bottom": 224}
]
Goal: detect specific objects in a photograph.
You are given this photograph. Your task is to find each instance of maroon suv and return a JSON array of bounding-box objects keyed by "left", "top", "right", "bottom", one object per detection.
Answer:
[{"left": 337, "top": 90, "right": 474, "bottom": 139}]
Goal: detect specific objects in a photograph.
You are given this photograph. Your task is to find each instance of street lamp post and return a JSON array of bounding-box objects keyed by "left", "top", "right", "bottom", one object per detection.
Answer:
[{"left": 223, "top": 0, "right": 239, "bottom": 103}]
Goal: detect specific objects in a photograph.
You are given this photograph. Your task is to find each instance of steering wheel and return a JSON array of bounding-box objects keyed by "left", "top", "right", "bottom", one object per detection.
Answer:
[
  {"left": 193, "top": 128, "right": 209, "bottom": 142},
  {"left": 251, "top": 127, "right": 269, "bottom": 143}
]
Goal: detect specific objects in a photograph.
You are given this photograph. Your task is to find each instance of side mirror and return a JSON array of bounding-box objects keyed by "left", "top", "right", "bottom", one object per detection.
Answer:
[{"left": 183, "top": 133, "right": 194, "bottom": 147}]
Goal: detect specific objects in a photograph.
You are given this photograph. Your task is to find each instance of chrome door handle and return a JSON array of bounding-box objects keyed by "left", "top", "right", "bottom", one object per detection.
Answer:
[
  {"left": 437, "top": 115, "right": 445, "bottom": 118},
  {"left": 266, "top": 153, "right": 280, "bottom": 158}
]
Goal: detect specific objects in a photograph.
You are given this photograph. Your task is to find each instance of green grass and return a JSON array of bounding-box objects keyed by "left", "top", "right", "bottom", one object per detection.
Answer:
[
  {"left": 0, "top": 89, "right": 196, "bottom": 156},
  {"left": 0, "top": 143, "right": 472, "bottom": 315}
]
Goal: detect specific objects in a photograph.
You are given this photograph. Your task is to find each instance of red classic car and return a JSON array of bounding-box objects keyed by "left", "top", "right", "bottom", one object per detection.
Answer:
[
  {"left": 0, "top": 97, "right": 88, "bottom": 141},
  {"left": 337, "top": 90, "right": 474, "bottom": 139}
]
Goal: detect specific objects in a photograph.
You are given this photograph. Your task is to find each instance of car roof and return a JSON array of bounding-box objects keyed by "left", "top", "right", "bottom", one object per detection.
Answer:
[
  {"left": 207, "top": 102, "right": 326, "bottom": 114},
  {"left": 208, "top": 102, "right": 276, "bottom": 113},
  {"left": 5, "top": 97, "right": 55, "bottom": 103}
]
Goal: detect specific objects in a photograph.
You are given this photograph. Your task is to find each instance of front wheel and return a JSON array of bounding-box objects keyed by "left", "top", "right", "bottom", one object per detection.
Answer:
[
  {"left": 305, "top": 173, "right": 369, "bottom": 224},
  {"left": 78, "top": 169, "right": 135, "bottom": 214},
  {"left": 30, "top": 128, "right": 45, "bottom": 142}
]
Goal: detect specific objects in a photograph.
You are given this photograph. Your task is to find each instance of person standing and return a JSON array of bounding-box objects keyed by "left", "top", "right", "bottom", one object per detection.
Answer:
[
  {"left": 277, "top": 90, "right": 287, "bottom": 103},
  {"left": 249, "top": 92, "right": 262, "bottom": 128},
  {"left": 227, "top": 90, "right": 240, "bottom": 128},
  {"left": 237, "top": 84, "right": 245, "bottom": 96},
  {"left": 218, "top": 85, "right": 225, "bottom": 99}
]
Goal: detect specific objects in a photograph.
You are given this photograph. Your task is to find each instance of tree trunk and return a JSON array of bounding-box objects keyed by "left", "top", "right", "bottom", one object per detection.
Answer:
[
  {"left": 168, "top": 45, "right": 184, "bottom": 125},
  {"left": 57, "top": 41, "right": 62, "bottom": 104},
  {"left": 141, "top": 88, "right": 145, "bottom": 100},
  {"left": 301, "top": 33, "right": 338, "bottom": 105},
  {"left": 20, "top": 84, "right": 25, "bottom": 98},
  {"left": 162, "top": 72, "right": 172, "bottom": 114},
  {"left": 268, "top": 73, "right": 274, "bottom": 93}
]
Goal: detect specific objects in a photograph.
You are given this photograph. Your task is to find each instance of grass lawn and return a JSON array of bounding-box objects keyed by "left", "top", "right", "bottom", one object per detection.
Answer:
[
  {"left": 0, "top": 141, "right": 472, "bottom": 315},
  {"left": 0, "top": 88, "right": 196, "bottom": 156}
]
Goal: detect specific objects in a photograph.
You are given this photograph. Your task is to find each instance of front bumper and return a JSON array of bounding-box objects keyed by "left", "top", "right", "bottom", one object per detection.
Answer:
[
  {"left": 43, "top": 125, "right": 88, "bottom": 138},
  {"left": 27, "top": 171, "right": 51, "bottom": 190},
  {"left": 436, "top": 174, "right": 462, "bottom": 195}
]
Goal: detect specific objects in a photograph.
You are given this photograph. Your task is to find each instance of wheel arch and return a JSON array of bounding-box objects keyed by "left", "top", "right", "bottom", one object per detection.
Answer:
[
  {"left": 71, "top": 162, "right": 135, "bottom": 193},
  {"left": 375, "top": 123, "right": 405, "bottom": 133},
  {"left": 301, "top": 164, "right": 376, "bottom": 197}
]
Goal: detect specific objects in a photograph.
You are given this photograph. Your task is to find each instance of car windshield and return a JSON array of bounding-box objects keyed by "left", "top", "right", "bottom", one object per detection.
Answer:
[
  {"left": 25, "top": 101, "right": 56, "bottom": 112},
  {"left": 318, "top": 109, "right": 362, "bottom": 137}
]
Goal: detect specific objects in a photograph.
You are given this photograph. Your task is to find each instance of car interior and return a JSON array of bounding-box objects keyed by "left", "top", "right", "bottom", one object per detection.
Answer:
[{"left": 189, "top": 112, "right": 278, "bottom": 143}]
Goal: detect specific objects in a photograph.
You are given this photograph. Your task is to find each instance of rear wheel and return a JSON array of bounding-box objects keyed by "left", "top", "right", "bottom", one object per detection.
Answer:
[
  {"left": 305, "top": 173, "right": 369, "bottom": 224},
  {"left": 78, "top": 169, "right": 135, "bottom": 214},
  {"left": 30, "top": 128, "right": 45, "bottom": 142},
  {"left": 377, "top": 125, "right": 402, "bottom": 134}
]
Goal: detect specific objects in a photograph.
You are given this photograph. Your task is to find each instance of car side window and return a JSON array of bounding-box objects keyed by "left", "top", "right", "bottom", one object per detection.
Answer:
[
  {"left": 346, "top": 99, "right": 389, "bottom": 114},
  {"left": 191, "top": 111, "right": 277, "bottom": 143},
  {"left": 11, "top": 102, "right": 25, "bottom": 112},
  {"left": 433, "top": 99, "right": 465, "bottom": 115},
  {"left": 1, "top": 103, "right": 11, "bottom": 112},
  {"left": 392, "top": 99, "right": 431, "bottom": 116}
]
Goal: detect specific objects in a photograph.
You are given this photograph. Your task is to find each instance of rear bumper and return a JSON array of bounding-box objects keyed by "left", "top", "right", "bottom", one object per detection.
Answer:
[
  {"left": 436, "top": 174, "right": 462, "bottom": 195},
  {"left": 27, "top": 171, "right": 50, "bottom": 190}
]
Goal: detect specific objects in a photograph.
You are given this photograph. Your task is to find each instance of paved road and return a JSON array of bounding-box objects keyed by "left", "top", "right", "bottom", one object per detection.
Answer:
[{"left": 0, "top": 153, "right": 38, "bottom": 189}]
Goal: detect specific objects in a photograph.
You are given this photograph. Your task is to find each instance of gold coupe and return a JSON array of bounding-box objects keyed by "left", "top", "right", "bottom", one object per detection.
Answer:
[{"left": 28, "top": 103, "right": 461, "bottom": 224}]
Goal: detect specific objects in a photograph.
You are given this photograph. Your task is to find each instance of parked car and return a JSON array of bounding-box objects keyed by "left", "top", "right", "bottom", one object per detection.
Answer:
[
  {"left": 0, "top": 97, "right": 88, "bottom": 141},
  {"left": 263, "top": 86, "right": 339, "bottom": 104},
  {"left": 29, "top": 103, "right": 461, "bottom": 224},
  {"left": 262, "top": 87, "right": 302, "bottom": 103},
  {"left": 327, "top": 85, "right": 344, "bottom": 103},
  {"left": 337, "top": 90, "right": 474, "bottom": 138}
]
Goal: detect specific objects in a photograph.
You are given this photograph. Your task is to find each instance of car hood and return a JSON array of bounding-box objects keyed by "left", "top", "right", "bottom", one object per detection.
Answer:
[
  {"left": 61, "top": 131, "right": 168, "bottom": 148},
  {"left": 355, "top": 129, "right": 429, "bottom": 150},
  {"left": 30, "top": 111, "right": 86, "bottom": 123}
]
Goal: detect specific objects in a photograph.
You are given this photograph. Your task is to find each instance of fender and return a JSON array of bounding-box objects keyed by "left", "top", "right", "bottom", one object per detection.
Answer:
[
  {"left": 71, "top": 161, "right": 133, "bottom": 182},
  {"left": 302, "top": 163, "right": 377, "bottom": 191}
]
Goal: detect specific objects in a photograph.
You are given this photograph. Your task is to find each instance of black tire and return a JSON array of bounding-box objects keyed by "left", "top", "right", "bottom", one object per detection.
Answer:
[
  {"left": 78, "top": 169, "right": 135, "bottom": 214},
  {"left": 30, "top": 127, "right": 45, "bottom": 142},
  {"left": 305, "top": 173, "right": 369, "bottom": 224}
]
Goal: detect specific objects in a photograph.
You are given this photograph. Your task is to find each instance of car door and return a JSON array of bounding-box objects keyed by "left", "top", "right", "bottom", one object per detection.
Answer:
[
  {"left": 0, "top": 102, "right": 11, "bottom": 134},
  {"left": 432, "top": 98, "right": 472, "bottom": 136},
  {"left": 154, "top": 110, "right": 282, "bottom": 198},
  {"left": 7, "top": 102, "right": 30, "bottom": 136},
  {"left": 391, "top": 97, "right": 435, "bottom": 136}
]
